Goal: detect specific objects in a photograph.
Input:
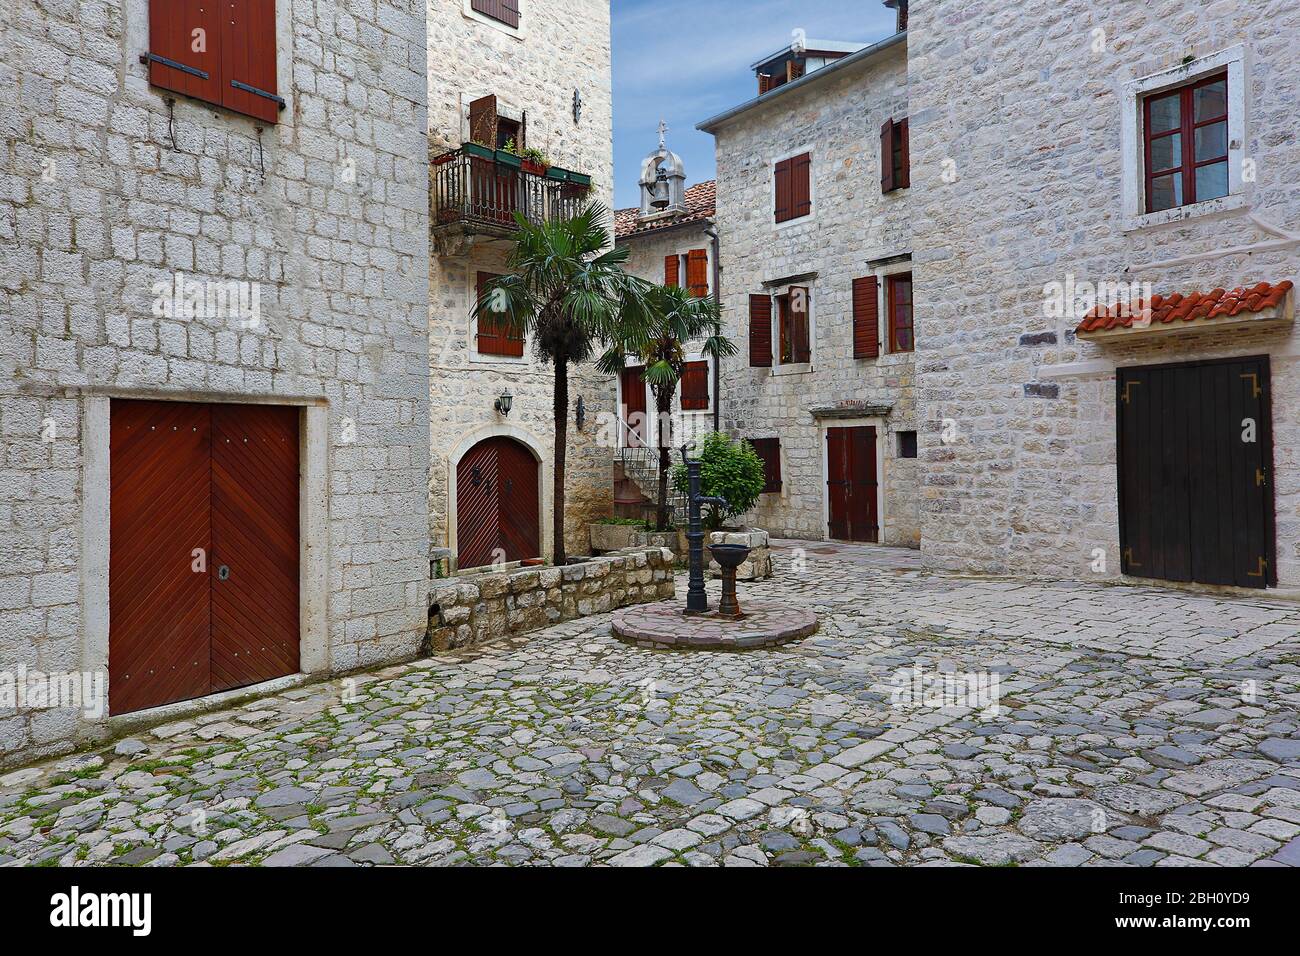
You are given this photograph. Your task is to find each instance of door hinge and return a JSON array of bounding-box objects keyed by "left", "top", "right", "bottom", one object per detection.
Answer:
[
  {"left": 1256, "top": 468, "right": 1267, "bottom": 488},
  {"left": 1248, "top": 557, "right": 1270, "bottom": 579},
  {"left": 1121, "top": 380, "right": 1142, "bottom": 405},
  {"left": 140, "top": 52, "right": 209, "bottom": 80},
  {"left": 1241, "top": 373, "right": 1263, "bottom": 399}
]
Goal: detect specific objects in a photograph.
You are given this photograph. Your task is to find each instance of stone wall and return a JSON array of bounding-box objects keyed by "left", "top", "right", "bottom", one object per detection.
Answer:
[
  {"left": 0, "top": 0, "right": 431, "bottom": 764},
  {"left": 427, "top": 0, "right": 615, "bottom": 561},
  {"left": 907, "top": 0, "right": 1299, "bottom": 585},
  {"left": 709, "top": 42, "right": 921, "bottom": 547},
  {"left": 426, "top": 548, "right": 676, "bottom": 651}
]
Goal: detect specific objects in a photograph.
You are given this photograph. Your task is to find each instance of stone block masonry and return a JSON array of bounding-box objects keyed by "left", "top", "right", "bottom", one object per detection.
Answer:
[{"left": 426, "top": 548, "right": 675, "bottom": 651}]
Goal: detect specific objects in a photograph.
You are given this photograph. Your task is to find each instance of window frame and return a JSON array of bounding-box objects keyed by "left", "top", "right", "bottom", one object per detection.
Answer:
[
  {"left": 897, "top": 430, "right": 919, "bottom": 460},
  {"left": 1142, "top": 71, "right": 1229, "bottom": 215},
  {"left": 775, "top": 287, "right": 812, "bottom": 369},
  {"left": 749, "top": 438, "right": 783, "bottom": 494},
  {"left": 886, "top": 273, "right": 914, "bottom": 354}
]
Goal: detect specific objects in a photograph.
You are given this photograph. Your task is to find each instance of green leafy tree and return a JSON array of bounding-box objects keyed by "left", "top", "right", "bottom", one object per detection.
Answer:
[
  {"left": 475, "top": 203, "right": 651, "bottom": 565},
  {"left": 671, "top": 432, "right": 765, "bottom": 531},
  {"left": 599, "top": 284, "right": 736, "bottom": 531}
]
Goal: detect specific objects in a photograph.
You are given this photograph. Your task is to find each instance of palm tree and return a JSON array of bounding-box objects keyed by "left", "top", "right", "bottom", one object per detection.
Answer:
[
  {"left": 474, "top": 203, "right": 651, "bottom": 566},
  {"left": 599, "top": 283, "right": 736, "bottom": 531}
]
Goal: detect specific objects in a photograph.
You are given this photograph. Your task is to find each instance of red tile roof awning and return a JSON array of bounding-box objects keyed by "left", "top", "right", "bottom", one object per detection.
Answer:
[
  {"left": 614, "top": 181, "right": 716, "bottom": 239},
  {"left": 1076, "top": 281, "right": 1294, "bottom": 340}
]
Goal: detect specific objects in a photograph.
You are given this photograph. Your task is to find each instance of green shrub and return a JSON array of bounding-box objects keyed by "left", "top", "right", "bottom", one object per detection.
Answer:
[{"left": 671, "top": 432, "right": 765, "bottom": 530}]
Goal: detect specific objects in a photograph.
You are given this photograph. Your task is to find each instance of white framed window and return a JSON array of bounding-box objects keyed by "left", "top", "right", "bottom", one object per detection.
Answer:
[
  {"left": 771, "top": 283, "right": 814, "bottom": 374},
  {"left": 463, "top": 0, "right": 526, "bottom": 37},
  {"left": 771, "top": 145, "right": 814, "bottom": 231}
]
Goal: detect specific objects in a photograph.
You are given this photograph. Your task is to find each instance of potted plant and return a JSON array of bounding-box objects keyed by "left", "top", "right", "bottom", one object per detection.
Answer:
[
  {"left": 520, "top": 146, "right": 550, "bottom": 177},
  {"left": 670, "top": 432, "right": 765, "bottom": 532},
  {"left": 496, "top": 138, "right": 523, "bottom": 169}
]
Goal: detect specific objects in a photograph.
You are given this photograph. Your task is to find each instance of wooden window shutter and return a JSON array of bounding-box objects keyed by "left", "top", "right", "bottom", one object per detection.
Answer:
[
  {"left": 787, "top": 60, "right": 805, "bottom": 83},
  {"left": 685, "top": 249, "right": 709, "bottom": 297},
  {"left": 664, "top": 255, "right": 680, "bottom": 287},
  {"left": 790, "top": 286, "right": 811, "bottom": 363},
  {"left": 469, "top": 94, "right": 498, "bottom": 147},
  {"left": 881, "top": 119, "right": 896, "bottom": 193},
  {"left": 749, "top": 438, "right": 782, "bottom": 493},
  {"left": 774, "top": 158, "right": 792, "bottom": 223},
  {"left": 853, "top": 276, "right": 880, "bottom": 359},
  {"left": 680, "top": 361, "right": 710, "bottom": 411},
  {"left": 476, "top": 272, "right": 523, "bottom": 358},
  {"left": 147, "top": 0, "right": 222, "bottom": 107},
  {"left": 897, "top": 117, "right": 910, "bottom": 189},
  {"left": 759, "top": 73, "right": 774, "bottom": 95},
  {"left": 792, "top": 153, "right": 812, "bottom": 219},
  {"left": 748, "top": 295, "right": 773, "bottom": 368},
  {"left": 220, "top": 0, "right": 281, "bottom": 124},
  {"left": 471, "top": 0, "right": 520, "bottom": 28}
]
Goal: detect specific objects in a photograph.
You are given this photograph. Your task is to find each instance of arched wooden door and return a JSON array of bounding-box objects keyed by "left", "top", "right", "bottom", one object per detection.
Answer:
[{"left": 456, "top": 437, "right": 541, "bottom": 570}]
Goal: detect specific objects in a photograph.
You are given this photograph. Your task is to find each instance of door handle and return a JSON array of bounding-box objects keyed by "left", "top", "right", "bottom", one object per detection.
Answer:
[{"left": 218, "top": 565, "right": 230, "bottom": 581}]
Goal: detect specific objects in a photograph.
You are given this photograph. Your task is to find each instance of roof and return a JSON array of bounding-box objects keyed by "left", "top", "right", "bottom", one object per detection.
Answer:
[
  {"left": 698, "top": 31, "right": 906, "bottom": 134},
  {"left": 749, "top": 39, "right": 865, "bottom": 71},
  {"left": 1076, "top": 281, "right": 1294, "bottom": 336},
  {"left": 614, "top": 181, "right": 716, "bottom": 240}
]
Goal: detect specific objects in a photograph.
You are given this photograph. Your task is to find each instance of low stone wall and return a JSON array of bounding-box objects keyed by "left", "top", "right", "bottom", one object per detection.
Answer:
[
  {"left": 426, "top": 548, "right": 677, "bottom": 652},
  {"left": 709, "top": 529, "right": 774, "bottom": 581}
]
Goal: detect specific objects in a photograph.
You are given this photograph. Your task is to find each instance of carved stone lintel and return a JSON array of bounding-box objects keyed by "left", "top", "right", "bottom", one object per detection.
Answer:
[{"left": 809, "top": 402, "right": 893, "bottom": 420}]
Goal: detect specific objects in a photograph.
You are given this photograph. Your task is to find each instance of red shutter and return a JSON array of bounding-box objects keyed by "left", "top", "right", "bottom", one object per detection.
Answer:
[
  {"left": 472, "top": 0, "right": 520, "bottom": 28},
  {"left": 664, "top": 255, "right": 680, "bottom": 287},
  {"left": 220, "top": 0, "right": 280, "bottom": 124},
  {"left": 749, "top": 295, "right": 773, "bottom": 368},
  {"left": 469, "top": 94, "right": 498, "bottom": 146},
  {"left": 759, "top": 73, "right": 774, "bottom": 95},
  {"left": 897, "top": 117, "right": 910, "bottom": 189},
  {"left": 749, "top": 438, "right": 782, "bottom": 493},
  {"left": 881, "top": 120, "right": 895, "bottom": 193},
  {"left": 774, "top": 159, "right": 792, "bottom": 223},
  {"left": 147, "top": 0, "right": 222, "bottom": 106},
  {"left": 680, "top": 362, "right": 710, "bottom": 411},
  {"left": 685, "top": 249, "right": 709, "bottom": 297},
  {"left": 853, "top": 276, "right": 880, "bottom": 359},
  {"left": 787, "top": 60, "right": 805, "bottom": 83},
  {"left": 477, "top": 272, "right": 523, "bottom": 358},
  {"left": 790, "top": 286, "right": 810, "bottom": 363},
  {"left": 791, "top": 153, "right": 812, "bottom": 218}
]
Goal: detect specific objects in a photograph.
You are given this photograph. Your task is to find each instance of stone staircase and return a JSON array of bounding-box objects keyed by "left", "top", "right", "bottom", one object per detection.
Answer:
[{"left": 613, "top": 445, "right": 687, "bottom": 526}]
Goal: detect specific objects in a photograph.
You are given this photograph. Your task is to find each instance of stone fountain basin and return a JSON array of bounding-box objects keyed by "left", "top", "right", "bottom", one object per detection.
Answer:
[{"left": 708, "top": 543, "right": 752, "bottom": 569}]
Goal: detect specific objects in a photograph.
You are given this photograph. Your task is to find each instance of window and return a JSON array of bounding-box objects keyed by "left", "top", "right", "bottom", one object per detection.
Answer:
[
  {"left": 778, "top": 288, "right": 811, "bottom": 365},
  {"left": 680, "top": 361, "right": 710, "bottom": 411},
  {"left": 897, "top": 431, "right": 918, "bottom": 459},
  {"left": 471, "top": 0, "right": 520, "bottom": 28},
  {"left": 887, "top": 274, "right": 913, "bottom": 353},
  {"left": 853, "top": 276, "right": 880, "bottom": 359},
  {"left": 749, "top": 438, "right": 783, "bottom": 493},
  {"left": 468, "top": 95, "right": 527, "bottom": 151},
  {"left": 881, "top": 118, "right": 910, "bottom": 193},
  {"left": 775, "top": 153, "right": 812, "bottom": 223},
  {"left": 476, "top": 272, "right": 524, "bottom": 358},
  {"left": 686, "top": 249, "right": 709, "bottom": 298},
  {"left": 145, "top": 0, "right": 283, "bottom": 124},
  {"left": 748, "top": 294, "right": 773, "bottom": 367},
  {"left": 1143, "top": 72, "right": 1228, "bottom": 213}
]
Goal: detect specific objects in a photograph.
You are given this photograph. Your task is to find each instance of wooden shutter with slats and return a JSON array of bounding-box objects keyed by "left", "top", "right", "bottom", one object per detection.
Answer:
[
  {"left": 791, "top": 154, "right": 812, "bottom": 219},
  {"left": 469, "top": 94, "right": 498, "bottom": 146},
  {"left": 147, "top": 0, "right": 222, "bottom": 106},
  {"left": 476, "top": 272, "right": 523, "bottom": 358},
  {"left": 790, "top": 286, "right": 810, "bottom": 363},
  {"left": 685, "top": 249, "right": 709, "bottom": 297},
  {"left": 897, "top": 117, "right": 910, "bottom": 189},
  {"left": 774, "top": 158, "right": 793, "bottom": 223},
  {"left": 221, "top": 0, "right": 280, "bottom": 124},
  {"left": 881, "top": 120, "right": 896, "bottom": 193},
  {"left": 853, "top": 276, "right": 880, "bottom": 359},
  {"left": 749, "top": 438, "right": 782, "bottom": 493},
  {"left": 472, "top": 0, "right": 520, "bottom": 28},
  {"left": 749, "top": 295, "right": 773, "bottom": 368},
  {"left": 664, "top": 255, "right": 680, "bottom": 287},
  {"left": 680, "top": 361, "right": 710, "bottom": 411}
]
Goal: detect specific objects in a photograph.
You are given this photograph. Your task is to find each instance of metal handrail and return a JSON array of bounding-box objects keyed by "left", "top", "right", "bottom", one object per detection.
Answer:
[{"left": 432, "top": 146, "right": 588, "bottom": 230}]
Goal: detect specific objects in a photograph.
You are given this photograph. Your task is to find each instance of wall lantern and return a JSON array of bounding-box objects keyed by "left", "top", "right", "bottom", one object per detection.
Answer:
[{"left": 495, "top": 389, "right": 514, "bottom": 417}]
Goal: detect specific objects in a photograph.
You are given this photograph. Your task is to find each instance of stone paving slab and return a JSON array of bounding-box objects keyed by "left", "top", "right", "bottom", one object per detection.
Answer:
[
  {"left": 612, "top": 600, "right": 818, "bottom": 650},
  {"left": 1, "top": 543, "right": 1299, "bottom": 868}
]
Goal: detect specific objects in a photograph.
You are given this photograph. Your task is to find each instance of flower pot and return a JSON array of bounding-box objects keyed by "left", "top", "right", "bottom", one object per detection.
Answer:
[{"left": 521, "top": 159, "right": 548, "bottom": 176}]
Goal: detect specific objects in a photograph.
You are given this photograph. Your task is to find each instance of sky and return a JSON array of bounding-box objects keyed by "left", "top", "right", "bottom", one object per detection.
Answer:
[{"left": 611, "top": 0, "right": 898, "bottom": 209}]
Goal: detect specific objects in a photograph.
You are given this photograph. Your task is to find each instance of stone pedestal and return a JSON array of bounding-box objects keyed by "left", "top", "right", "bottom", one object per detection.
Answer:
[{"left": 709, "top": 529, "right": 772, "bottom": 581}]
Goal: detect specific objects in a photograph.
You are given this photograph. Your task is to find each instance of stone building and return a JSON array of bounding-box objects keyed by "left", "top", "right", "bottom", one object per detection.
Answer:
[
  {"left": 0, "top": 0, "right": 431, "bottom": 765},
  {"left": 698, "top": 29, "right": 921, "bottom": 547},
  {"left": 907, "top": 0, "right": 1299, "bottom": 592},
  {"left": 427, "top": 0, "right": 615, "bottom": 569}
]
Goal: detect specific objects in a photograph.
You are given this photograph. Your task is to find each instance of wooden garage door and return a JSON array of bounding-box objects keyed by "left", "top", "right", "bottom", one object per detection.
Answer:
[
  {"left": 456, "top": 437, "right": 540, "bottom": 570},
  {"left": 827, "top": 426, "right": 879, "bottom": 543},
  {"left": 1118, "top": 357, "right": 1276, "bottom": 588},
  {"left": 110, "top": 401, "right": 300, "bottom": 715}
]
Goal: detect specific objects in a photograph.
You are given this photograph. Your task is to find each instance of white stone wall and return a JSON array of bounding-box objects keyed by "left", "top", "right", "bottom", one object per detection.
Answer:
[
  {"left": 0, "top": 0, "right": 431, "bottom": 765},
  {"left": 426, "top": 0, "right": 614, "bottom": 559},
  {"left": 908, "top": 0, "right": 1300, "bottom": 586},
  {"left": 710, "top": 44, "right": 921, "bottom": 546}
]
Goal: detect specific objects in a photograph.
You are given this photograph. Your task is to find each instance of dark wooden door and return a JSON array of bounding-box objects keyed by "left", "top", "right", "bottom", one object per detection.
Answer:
[
  {"left": 621, "top": 365, "right": 647, "bottom": 448},
  {"left": 457, "top": 437, "right": 540, "bottom": 570},
  {"left": 1118, "top": 357, "right": 1275, "bottom": 588},
  {"left": 110, "top": 401, "right": 301, "bottom": 715},
  {"left": 210, "top": 405, "right": 300, "bottom": 693},
  {"left": 827, "top": 426, "right": 879, "bottom": 543}
]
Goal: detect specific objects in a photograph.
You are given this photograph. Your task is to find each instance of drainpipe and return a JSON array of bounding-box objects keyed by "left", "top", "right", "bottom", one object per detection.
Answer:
[{"left": 705, "top": 222, "right": 722, "bottom": 434}]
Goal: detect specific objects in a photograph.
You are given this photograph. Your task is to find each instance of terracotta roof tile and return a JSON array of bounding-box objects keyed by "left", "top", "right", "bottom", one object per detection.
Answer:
[
  {"left": 1076, "top": 281, "right": 1294, "bottom": 335},
  {"left": 614, "top": 181, "right": 716, "bottom": 239}
]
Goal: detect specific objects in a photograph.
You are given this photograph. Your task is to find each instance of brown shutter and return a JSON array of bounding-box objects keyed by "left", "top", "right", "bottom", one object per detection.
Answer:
[
  {"left": 472, "top": 0, "right": 520, "bottom": 28},
  {"left": 792, "top": 153, "right": 812, "bottom": 219},
  {"left": 790, "top": 286, "right": 810, "bottom": 363},
  {"left": 664, "top": 255, "right": 680, "bottom": 287},
  {"left": 853, "top": 276, "right": 880, "bottom": 359},
  {"left": 881, "top": 119, "right": 896, "bottom": 193},
  {"left": 774, "top": 159, "right": 792, "bottom": 223},
  {"left": 221, "top": 0, "right": 280, "bottom": 124},
  {"left": 759, "top": 73, "right": 774, "bottom": 95},
  {"left": 748, "top": 295, "right": 773, "bottom": 368},
  {"left": 898, "top": 118, "right": 910, "bottom": 189},
  {"left": 680, "top": 361, "right": 710, "bottom": 411},
  {"left": 749, "top": 438, "right": 782, "bottom": 493},
  {"left": 469, "top": 94, "right": 498, "bottom": 146},
  {"left": 685, "top": 249, "right": 709, "bottom": 297},
  {"left": 787, "top": 60, "right": 805, "bottom": 83},
  {"left": 147, "top": 0, "right": 222, "bottom": 107},
  {"left": 477, "top": 272, "right": 524, "bottom": 358}
]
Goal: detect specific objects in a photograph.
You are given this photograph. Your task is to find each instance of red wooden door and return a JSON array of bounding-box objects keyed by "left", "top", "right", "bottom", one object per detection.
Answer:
[
  {"left": 457, "top": 437, "right": 540, "bottom": 570},
  {"left": 110, "top": 400, "right": 300, "bottom": 715},
  {"left": 210, "top": 404, "right": 300, "bottom": 692},
  {"left": 826, "top": 426, "right": 879, "bottom": 543},
  {"left": 621, "top": 365, "right": 647, "bottom": 448}
]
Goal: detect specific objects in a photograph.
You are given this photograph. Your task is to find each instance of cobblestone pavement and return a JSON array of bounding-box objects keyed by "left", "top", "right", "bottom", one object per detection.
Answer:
[{"left": 3, "top": 543, "right": 1299, "bottom": 868}]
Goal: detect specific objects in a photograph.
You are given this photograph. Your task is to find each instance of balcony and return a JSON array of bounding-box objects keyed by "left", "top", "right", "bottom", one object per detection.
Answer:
[{"left": 431, "top": 144, "right": 592, "bottom": 255}]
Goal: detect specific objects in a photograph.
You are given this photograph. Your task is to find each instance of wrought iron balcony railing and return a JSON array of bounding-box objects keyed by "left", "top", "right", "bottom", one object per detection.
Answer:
[{"left": 432, "top": 145, "right": 591, "bottom": 236}]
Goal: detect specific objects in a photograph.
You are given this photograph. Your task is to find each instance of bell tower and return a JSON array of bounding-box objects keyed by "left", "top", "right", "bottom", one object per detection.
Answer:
[{"left": 638, "top": 121, "right": 687, "bottom": 220}]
